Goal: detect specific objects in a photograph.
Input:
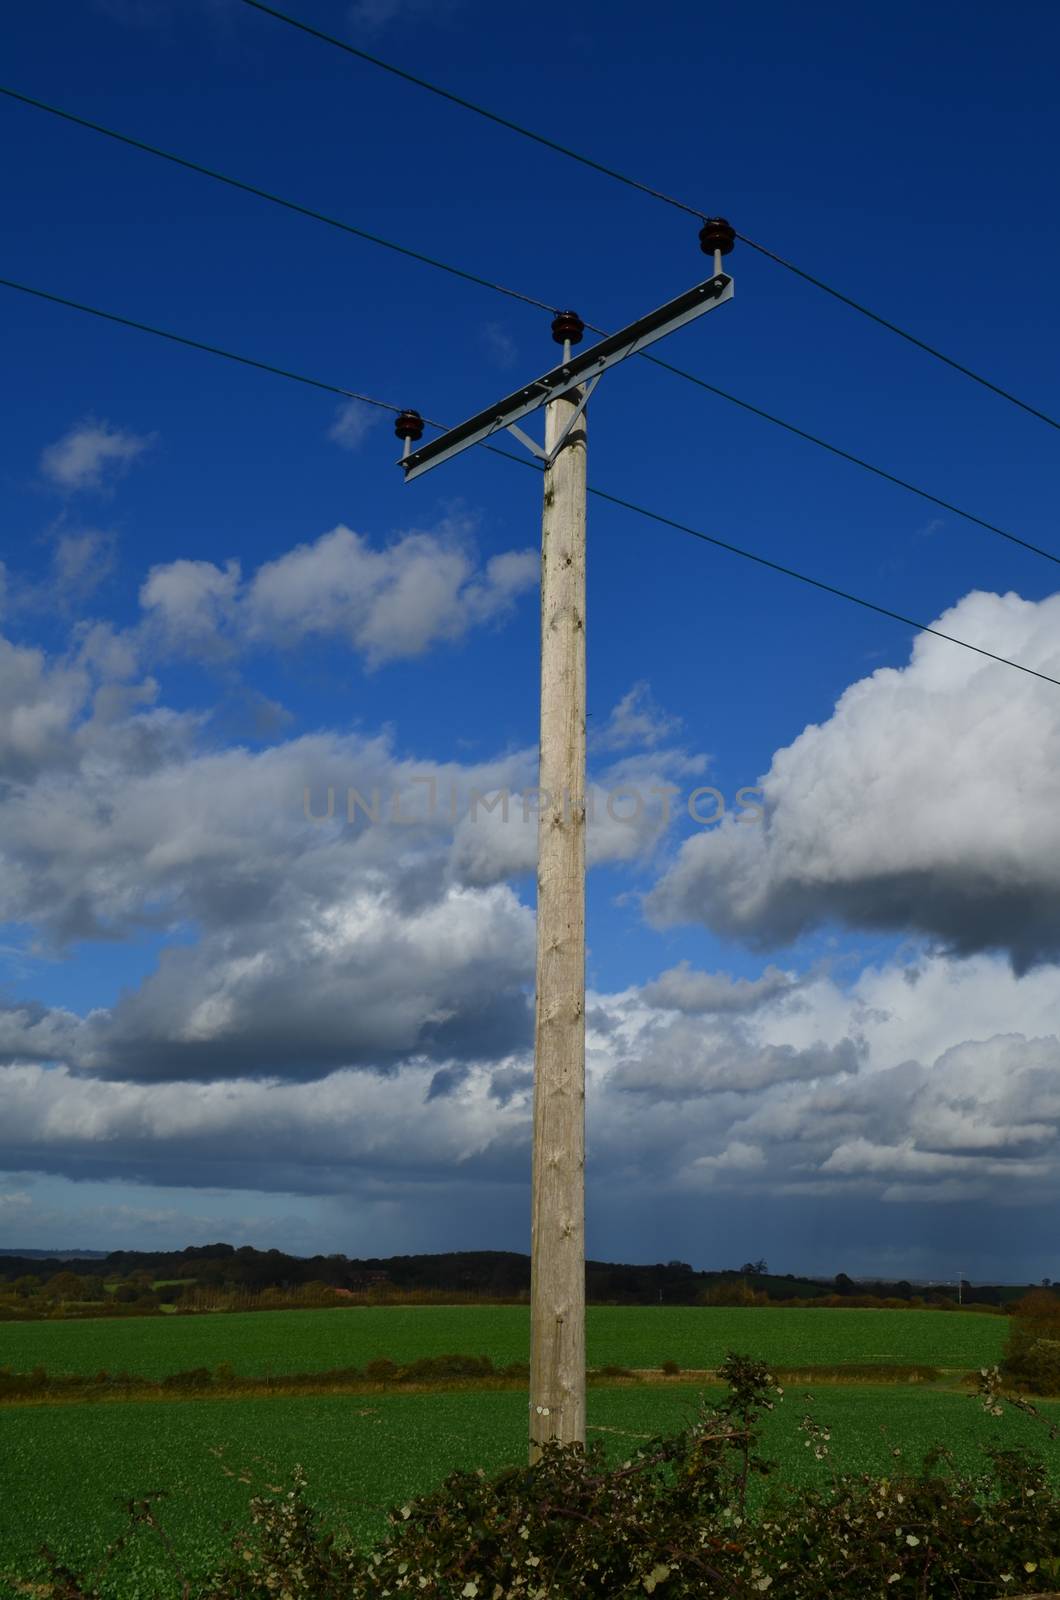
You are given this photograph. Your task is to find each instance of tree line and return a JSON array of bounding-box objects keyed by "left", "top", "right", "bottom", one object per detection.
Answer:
[{"left": 0, "top": 1244, "right": 1039, "bottom": 1309}]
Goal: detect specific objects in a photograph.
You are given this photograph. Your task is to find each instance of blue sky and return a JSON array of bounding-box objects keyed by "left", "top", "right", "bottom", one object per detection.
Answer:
[{"left": 2, "top": 0, "right": 1060, "bottom": 1279}]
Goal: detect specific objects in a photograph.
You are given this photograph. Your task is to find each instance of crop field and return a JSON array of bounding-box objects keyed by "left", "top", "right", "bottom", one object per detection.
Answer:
[
  {"left": 0, "top": 1307, "right": 1018, "bottom": 1597},
  {"left": 1, "top": 1383, "right": 1055, "bottom": 1598},
  {"left": 0, "top": 1304, "right": 1007, "bottom": 1380}
]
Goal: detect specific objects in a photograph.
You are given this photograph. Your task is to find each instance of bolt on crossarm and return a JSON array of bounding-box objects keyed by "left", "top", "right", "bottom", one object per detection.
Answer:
[{"left": 393, "top": 220, "right": 736, "bottom": 1462}]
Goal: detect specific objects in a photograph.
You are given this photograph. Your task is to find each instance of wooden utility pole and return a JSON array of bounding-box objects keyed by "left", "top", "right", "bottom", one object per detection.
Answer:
[
  {"left": 529, "top": 380, "right": 587, "bottom": 1462},
  {"left": 394, "top": 221, "right": 735, "bottom": 1468}
]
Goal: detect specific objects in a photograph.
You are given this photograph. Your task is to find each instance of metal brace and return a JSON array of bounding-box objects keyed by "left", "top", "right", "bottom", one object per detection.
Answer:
[
  {"left": 400, "top": 271, "right": 732, "bottom": 482},
  {"left": 506, "top": 373, "right": 602, "bottom": 467}
]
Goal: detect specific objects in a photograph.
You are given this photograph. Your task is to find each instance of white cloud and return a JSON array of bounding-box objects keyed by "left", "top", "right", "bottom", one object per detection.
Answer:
[
  {"left": 592, "top": 681, "right": 682, "bottom": 753},
  {"left": 0, "top": 528, "right": 120, "bottom": 620},
  {"left": 691, "top": 1141, "right": 766, "bottom": 1174},
  {"left": 0, "top": 636, "right": 709, "bottom": 1089},
  {"left": 75, "top": 879, "right": 536, "bottom": 1082},
  {"left": 8, "top": 947, "right": 1060, "bottom": 1226},
  {"left": 140, "top": 522, "right": 537, "bottom": 669},
  {"left": 4, "top": 593, "right": 1060, "bottom": 1255},
  {"left": 576, "top": 948, "right": 1060, "bottom": 1216},
  {"left": 0, "top": 624, "right": 546, "bottom": 1072},
  {"left": 327, "top": 400, "right": 381, "bottom": 452},
  {"left": 649, "top": 589, "right": 1060, "bottom": 969},
  {"left": 40, "top": 420, "right": 153, "bottom": 492},
  {"left": 0, "top": 1189, "right": 32, "bottom": 1222},
  {"left": 140, "top": 557, "right": 241, "bottom": 657},
  {"left": 480, "top": 322, "right": 517, "bottom": 370},
  {"left": 609, "top": 1023, "right": 860, "bottom": 1100},
  {"left": 244, "top": 525, "right": 535, "bottom": 666},
  {"left": 50, "top": 530, "right": 117, "bottom": 606},
  {"left": 0, "top": 1002, "right": 83, "bottom": 1066},
  {"left": 448, "top": 723, "right": 708, "bottom": 887},
  {"left": 641, "top": 961, "right": 795, "bottom": 1014},
  {"left": 0, "top": 1056, "right": 531, "bottom": 1194},
  {"left": 0, "top": 635, "right": 90, "bottom": 780}
]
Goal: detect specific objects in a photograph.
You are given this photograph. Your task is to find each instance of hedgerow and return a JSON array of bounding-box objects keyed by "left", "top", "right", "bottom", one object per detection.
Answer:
[
  {"left": 0, "top": 1353, "right": 533, "bottom": 1403},
  {"left": 1003, "top": 1290, "right": 1060, "bottom": 1395}
]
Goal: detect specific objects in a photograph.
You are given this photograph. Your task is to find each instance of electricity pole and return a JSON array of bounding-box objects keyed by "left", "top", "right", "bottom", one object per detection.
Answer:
[
  {"left": 394, "top": 220, "right": 736, "bottom": 1461},
  {"left": 528, "top": 360, "right": 588, "bottom": 1459}
]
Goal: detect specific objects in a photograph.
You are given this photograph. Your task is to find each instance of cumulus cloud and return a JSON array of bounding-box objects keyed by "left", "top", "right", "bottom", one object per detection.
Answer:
[
  {"left": 41, "top": 420, "right": 153, "bottom": 492},
  {"left": 6, "top": 585, "right": 1060, "bottom": 1258},
  {"left": 141, "top": 522, "right": 537, "bottom": 669},
  {"left": 49, "top": 530, "right": 117, "bottom": 606},
  {"left": 609, "top": 1024, "right": 860, "bottom": 1100},
  {"left": 0, "top": 617, "right": 147, "bottom": 780},
  {"left": 648, "top": 589, "right": 1060, "bottom": 970},
  {"left": 448, "top": 738, "right": 707, "bottom": 886},
  {"left": 445, "top": 689, "right": 708, "bottom": 890},
  {"left": 140, "top": 557, "right": 241, "bottom": 658},
  {"left": 246, "top": 526, "right": 535, "bottom": 666},
  {"left": 0, "top": 706, "right": 539, "bottom": 1066},
  {"left": 591, "top": 681, "right": 682, "bottom": 753},
  {"left": 0, "top": 635, "right": 703, "bottom": 1086},
  {"left": 327, "top": 400, "right": 381, "bottom": 452},
  {"left": 0, "top": 620, "right": 164, "bottom": 798},
  {"left": 691, "top": 1141, "right": 766, "bottom": 1176},
  {"left": 572, "top": 952, "right": 1060, "bottom": 1234},
  {"left": 0, "top": 635, "right": 92, "bottom": 781},
  {"left": 76, "top": 881, "right": 535, "bottom": 1082},
  {"left": 0, "top": 1003, "right": 83, "bottom": 1066},
  {"left": 0, "top": 1056, "right": 531, "bottom": 1193},
  {"left": 0, "top": 528, "right": 120, "bottom": 621},
  {"left": 8, "top": 949, "right": 1060, "bottom": 1230},
  {"left": 641, "top": 961, "right": 796, "bottom": 1014}
]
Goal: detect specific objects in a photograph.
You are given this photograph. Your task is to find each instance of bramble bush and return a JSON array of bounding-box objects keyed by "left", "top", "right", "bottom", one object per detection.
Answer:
[{"left": 24, "top": 1356, "right": 1060, "bottom": 1599}]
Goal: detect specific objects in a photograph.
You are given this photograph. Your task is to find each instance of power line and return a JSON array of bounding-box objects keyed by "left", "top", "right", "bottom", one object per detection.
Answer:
[
  {"left": 4, "top": 269, "right": 1057, "bottom": 691},
  {"left": 586, "top": 485, "right": 1060, "bottom": 690},
  {"left": 0, "top": 85, "right": 555, "bottom": 315},
  {"left": 492, "top": 439, "right": 1060, "bottom": 686},
  {"left": 235, "top": 0, "right": 1060, "bottom": 437},
  {"left": 6, "top": 84, "right": 1058, "bottom": 570},
  {"left": 637, "top": 350, "right": 1060, "bottom": 568},
  {"left": 0, "top": 274, "right": 401, "bottom": 412},
  {"left": 730, "top": 232, "right": 1060, "bottom": 436},
  {"left": 235, "top": 0, "right": 689, "bottom": 212}
]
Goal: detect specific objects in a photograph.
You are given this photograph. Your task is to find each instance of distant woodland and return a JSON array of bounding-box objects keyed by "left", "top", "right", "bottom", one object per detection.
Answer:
[{"left": 0, "top": 1244, "right": 1032, "bottom": 1316}]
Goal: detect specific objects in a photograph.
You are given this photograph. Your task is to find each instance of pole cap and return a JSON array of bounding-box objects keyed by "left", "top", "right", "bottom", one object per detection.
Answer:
[
  {"left": 394, "top": 409, "right": 424, "bottom": 442},
  {"left": 699, "top": 217, "right": 736, "bottom": 257},
  {"left": 551, "top": 310, "right": 585, "bottom": 346}
]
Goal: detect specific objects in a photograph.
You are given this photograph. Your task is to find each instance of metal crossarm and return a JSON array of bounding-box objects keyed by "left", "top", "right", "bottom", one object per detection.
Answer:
[{"left": 400, "top": 271, "right": 733, "bottom": 481}]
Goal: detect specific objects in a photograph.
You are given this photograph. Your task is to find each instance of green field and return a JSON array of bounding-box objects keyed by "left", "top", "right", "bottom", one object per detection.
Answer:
[
  {"left": 0, "top": 1304, "right": 1007, "bottom": 1379},
  {"left": 1, "top": 1383, "right": 1053, "bottom": 1599},
  {"left": 0, "top": 1306, "right": 1019, "bottom": 1598}
]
